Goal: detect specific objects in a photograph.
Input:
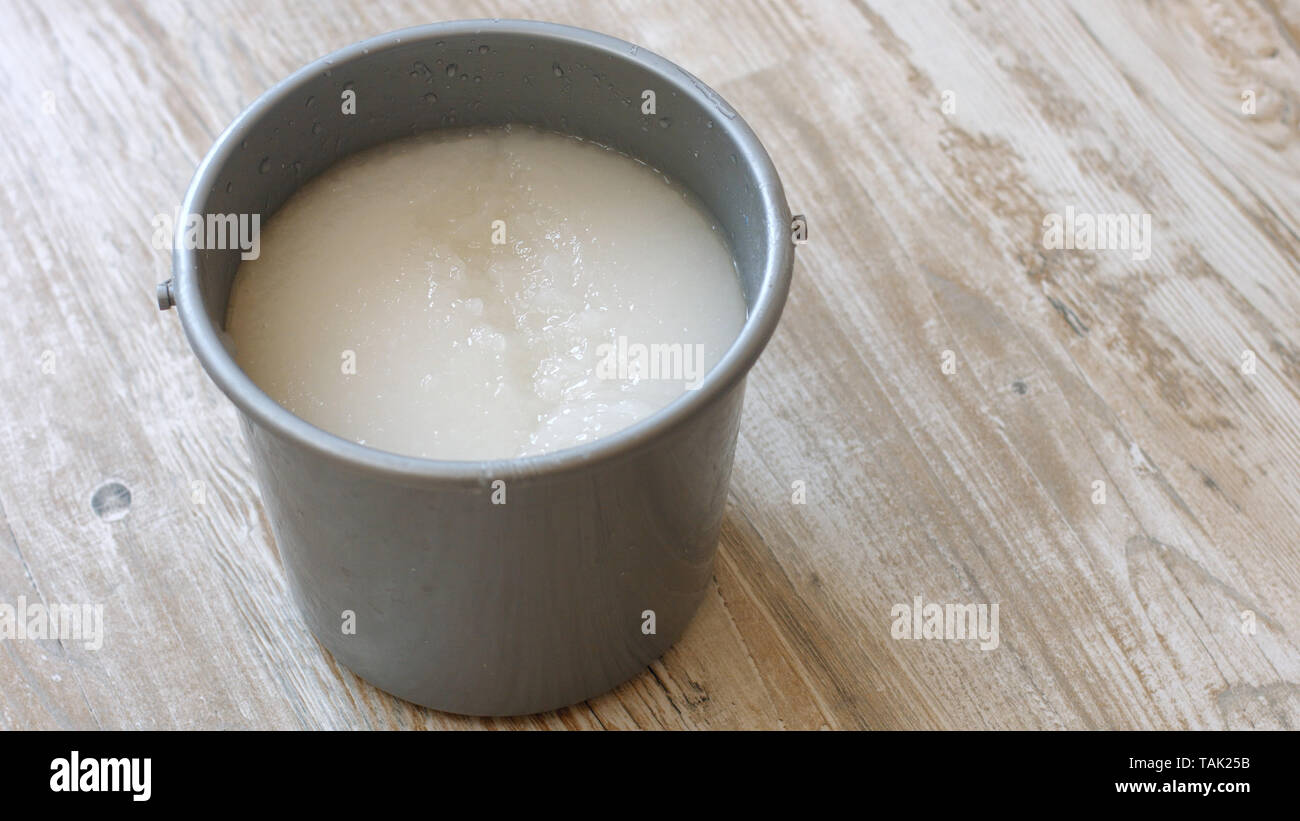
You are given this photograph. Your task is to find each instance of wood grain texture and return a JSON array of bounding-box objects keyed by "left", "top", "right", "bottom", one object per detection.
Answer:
[{"left": 1, "top": 0, "right": 1297, "bottom": 730}]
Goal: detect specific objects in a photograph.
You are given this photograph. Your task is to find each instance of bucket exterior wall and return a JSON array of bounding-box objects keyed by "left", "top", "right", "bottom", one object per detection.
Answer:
[
  {"left": 240, "top": 381, "right": 744, "bottom": 715},
  {"left": 169, "top": 20, "right": 794, "bottom": 716}
]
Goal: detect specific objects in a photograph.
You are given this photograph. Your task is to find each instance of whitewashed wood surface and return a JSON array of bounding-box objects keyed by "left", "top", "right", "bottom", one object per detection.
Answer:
[{"left": 1, "top": 0, "right": 1297, "bottom": 729}]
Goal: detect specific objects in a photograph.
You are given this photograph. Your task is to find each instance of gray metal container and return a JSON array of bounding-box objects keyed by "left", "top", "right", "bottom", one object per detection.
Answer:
[{"left": 161, "top": 20, "right": 794, "bottom": 716}]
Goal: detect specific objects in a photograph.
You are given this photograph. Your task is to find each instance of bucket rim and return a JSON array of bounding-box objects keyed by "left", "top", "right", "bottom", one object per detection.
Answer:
[{"left": 173, "top": 18, "right": 795, "bottom": 484}]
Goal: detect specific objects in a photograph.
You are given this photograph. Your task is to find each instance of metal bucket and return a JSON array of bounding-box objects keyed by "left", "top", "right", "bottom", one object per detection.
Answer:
[{"left": 161, "top": 19, "right": 794, "bottom": 716}]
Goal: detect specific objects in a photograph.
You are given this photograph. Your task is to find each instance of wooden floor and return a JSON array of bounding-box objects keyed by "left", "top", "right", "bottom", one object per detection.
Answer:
[{"left": 2, "top": 0, "right": 1298, "bottom": 730}]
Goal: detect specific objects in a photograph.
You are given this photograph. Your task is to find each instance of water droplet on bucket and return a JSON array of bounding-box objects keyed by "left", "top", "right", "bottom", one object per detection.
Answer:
[
  {"left": 552, "top": 63, "right": 564, "bottom": 77},
  {"left": 658, "top": 117, "right": 671, "bottom": 128},
  {"left": 423, "top": 92, "right": 438, "bottom": 104},
  {"left": 446, "top": 63, "right": 457, "bottom": 77},
  {"left": 258, "top": 157, "right": 271, "bottom": 174},
  {"left": 305, "top": 95, "right": 316, "bottom": 108},
  {"left": 312, "top": 121, "right": 322, "bottom": 134}
]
